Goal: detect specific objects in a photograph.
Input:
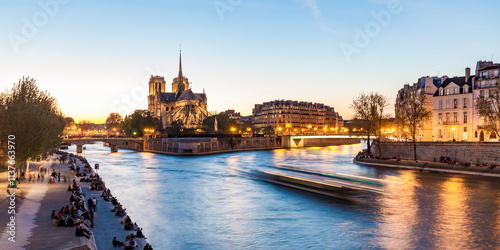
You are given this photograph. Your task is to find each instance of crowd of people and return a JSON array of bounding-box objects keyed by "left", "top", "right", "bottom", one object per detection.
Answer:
[
  {"left": 52, "top": 150, "right": 153, "bottom": 249},
  {"left": 49, "top": 165, "right": 94, "bottom": 241}
]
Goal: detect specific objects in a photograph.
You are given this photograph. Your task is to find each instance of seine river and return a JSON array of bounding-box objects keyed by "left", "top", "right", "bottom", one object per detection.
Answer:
[{"left": 73, "top": 143, "right": 500, "bottom": 249}]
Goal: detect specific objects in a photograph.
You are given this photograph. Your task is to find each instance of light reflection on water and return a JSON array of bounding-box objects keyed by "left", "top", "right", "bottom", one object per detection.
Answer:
[{"left": 67, "top": 143, "right": 500, "bottom": 249}]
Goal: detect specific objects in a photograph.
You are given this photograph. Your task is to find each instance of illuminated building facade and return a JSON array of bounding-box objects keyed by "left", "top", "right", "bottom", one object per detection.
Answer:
[
  {"left": 148, "top": 52, "right": 209, "bottom": 128},
  {"left": 252, "top": 100, "right": 343, "bottom": 135}
]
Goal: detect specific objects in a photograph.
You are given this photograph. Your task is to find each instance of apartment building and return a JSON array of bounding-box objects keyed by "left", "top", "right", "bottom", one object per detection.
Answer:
[
  {"left": 432, "top": 72, "right": 474, "bottom": 142},
  {"left": 396, "top": 76, "right": 441, "bottom": 141},
  {"left": 472, "top": 61, "right": 500, "bottom": 141},
  {"left": 252, "top": 100, "right": 343, "bottom": 135}
]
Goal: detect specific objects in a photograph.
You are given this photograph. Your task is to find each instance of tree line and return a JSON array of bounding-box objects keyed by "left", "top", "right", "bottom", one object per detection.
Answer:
[{"left": 0, "top": 77, "right": 67, "bottom": 170}]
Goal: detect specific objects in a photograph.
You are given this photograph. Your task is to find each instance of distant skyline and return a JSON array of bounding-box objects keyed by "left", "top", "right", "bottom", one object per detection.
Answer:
[{"left": 2, "top": 0, "right": 500, "bottom": 123}]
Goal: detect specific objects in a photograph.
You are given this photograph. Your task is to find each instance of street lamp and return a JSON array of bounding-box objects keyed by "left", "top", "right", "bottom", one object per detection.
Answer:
[{"left": 452, "top": 127, "right": 455, "bottom": 141}]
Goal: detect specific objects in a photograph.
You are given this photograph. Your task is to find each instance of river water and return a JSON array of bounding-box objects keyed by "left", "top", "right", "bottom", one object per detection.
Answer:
[{"left": 70, "top": 143, "right": 500, "bottom": 249}]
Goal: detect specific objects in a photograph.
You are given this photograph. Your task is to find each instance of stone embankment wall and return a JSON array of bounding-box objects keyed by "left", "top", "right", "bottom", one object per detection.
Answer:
[
  {"left": 144, "top": 137, "right": 282, "bottom": 156},
  {"left": 103, "top": 141, "right": 143, "bottom": 151},
  {"left": 302, "top": 138, "right": 360, "bottom": 147},
  {"left": 372, "top": 142, "right": 500, "bottom": 165}
]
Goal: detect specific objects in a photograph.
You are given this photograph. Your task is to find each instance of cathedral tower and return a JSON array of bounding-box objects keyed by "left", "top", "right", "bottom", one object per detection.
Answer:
[{"left": 172, "top": 50, "right": 190, "bottom": 93}]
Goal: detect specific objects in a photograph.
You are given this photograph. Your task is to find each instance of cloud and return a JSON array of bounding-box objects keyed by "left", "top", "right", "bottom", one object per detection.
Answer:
[{"left": 294, "top": 0, "right": 336, "bottom": 34}]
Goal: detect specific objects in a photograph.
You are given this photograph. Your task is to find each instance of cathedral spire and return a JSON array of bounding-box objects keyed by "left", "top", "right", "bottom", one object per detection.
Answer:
[{"left": 178, "top": 45, "right": 183, "bottom": 78}]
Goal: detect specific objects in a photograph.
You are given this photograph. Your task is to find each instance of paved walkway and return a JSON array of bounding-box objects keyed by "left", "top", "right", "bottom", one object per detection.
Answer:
[
  {"left": 0, "top": 156, "right": 96, "bottom": 249},
  {"left": 0, "top": 160, "right": 52, "bottom": 249}
]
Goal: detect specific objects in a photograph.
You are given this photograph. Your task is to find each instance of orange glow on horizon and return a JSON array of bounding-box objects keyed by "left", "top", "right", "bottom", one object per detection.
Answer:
[{"left": 73, "top": 117, "right": 106, "bottom": 124}]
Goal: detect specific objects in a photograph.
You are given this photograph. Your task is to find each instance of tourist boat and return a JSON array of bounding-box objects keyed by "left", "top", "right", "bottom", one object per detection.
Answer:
[{"left": 254, "top": 165, "right": 385, "bottom": 201}]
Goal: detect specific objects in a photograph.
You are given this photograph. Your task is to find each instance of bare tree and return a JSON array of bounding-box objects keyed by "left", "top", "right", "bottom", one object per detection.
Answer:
[
  {"left": 372, "top": 94, "right": 389, "bottom": 158},
  {"left": 475, "top": 84, "right": 500, "bottom": 139},
  {"left": 395, "top": 88, "right": 432, "bottom": 160},
  {"left": 350, "top": 92, "right": 386, "bottom": 155}
]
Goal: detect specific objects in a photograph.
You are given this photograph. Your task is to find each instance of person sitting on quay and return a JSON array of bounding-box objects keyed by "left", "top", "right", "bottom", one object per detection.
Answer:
[
  {"left": 124, "top": 221, "right": 135, "bottom": 231},
  {"left": 136, "top": 227, "right": 145, "bottom": 238},
  {"left": 129, "top": 238, "right": 138, "bottom": 249},
  {"left": 115, "top": 207, "right": 127, "bottom": 217},
  {"left": 112, "top": 237, "right": 124, "bottom": 247},
  {"left": 143, "top": 243, "right": 153, "bottom": 250},
  {"left": 75, "top": 218, "right": 93, "bottom": 233},
  {"left": 63, "top": 205, "right": 70, "bottom": 215},
  {"left": 66, "top": 216, "right": 75, "bottom": 227},
  {"left": 51, "top": 210, "right": 57, "bottom": 219},
  {"left": 122, "top": 215, "right": 132, "bottom": 225},
  {"left": 75, "top": 225, "right": 91, "bottom": 239},
  {"left": 58, "top": 217, "right": 66, "bottom": 227}
]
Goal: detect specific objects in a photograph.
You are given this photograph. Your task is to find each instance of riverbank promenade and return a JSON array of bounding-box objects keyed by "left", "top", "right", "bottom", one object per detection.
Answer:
[
  {"left": 0, "top": 154, "right": 150, "bottom": 249},
  {"left": 71, "top": 158, "right": 149, "bottom": 249},
  {"left": 355, "top": 156, "right": 500, "bottom": 178},
  {"left": 0, "top": 156, "right": 96, "bottom": 249}
]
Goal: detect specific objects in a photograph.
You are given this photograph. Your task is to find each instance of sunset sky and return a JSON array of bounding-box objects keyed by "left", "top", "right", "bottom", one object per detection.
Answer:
[{"left": 2, "top": 0, "right": 500, "bottom": 123}]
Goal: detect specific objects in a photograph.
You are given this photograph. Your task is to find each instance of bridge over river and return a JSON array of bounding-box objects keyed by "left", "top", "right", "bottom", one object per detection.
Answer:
[
  {"left": 62, "top": 137, "right": 143, "bottom": 153},
  {"left": 63, "top": 135, "right": 362, "bottom": 155}
]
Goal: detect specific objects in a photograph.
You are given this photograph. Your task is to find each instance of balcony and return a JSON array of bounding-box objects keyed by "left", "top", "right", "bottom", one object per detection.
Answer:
[{"left": 441, "top": 121, "right": 460, "bottom": 125}]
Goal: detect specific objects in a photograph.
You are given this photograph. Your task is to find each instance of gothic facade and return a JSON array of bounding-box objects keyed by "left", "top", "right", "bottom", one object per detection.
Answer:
[{"left": 148, "top": 52, "right": 209, "bottom": 128}]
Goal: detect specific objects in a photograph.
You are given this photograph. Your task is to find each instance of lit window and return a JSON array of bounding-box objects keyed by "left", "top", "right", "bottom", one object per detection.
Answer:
[{"left": 446, "top": 89, "right": 450, "bottom": 95}]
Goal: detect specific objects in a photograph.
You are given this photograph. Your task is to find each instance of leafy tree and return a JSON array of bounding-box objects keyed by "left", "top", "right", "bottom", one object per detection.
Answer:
[
  {"left": 263, "top": 125, "right": 275, "bottom": 136},
  {"left": 64, "top": 117, "right": 75, "bottom": 126},
  {"left": 395, "top": 88, "right": 432, "bottom": 160},
  {"left": 121, "top": 110, "right": 161, "bottom": 136},
  {"left": 165, "top": 119, "right": 184, "bottom": 135},
  {"left": 78, "top": 120, "right": 93, "bottom": 134},
  {"left": 105, "top": 112, "right": 123, "bottom": 131},
  {"left": 475, "top": 84, "right": 500, "bottom": 139},
  {"left": 0, "top": 77, "right": 66, "bottom": 170},
  {"left": 203, "top": 114, "right": 240, "bottom": 133}
]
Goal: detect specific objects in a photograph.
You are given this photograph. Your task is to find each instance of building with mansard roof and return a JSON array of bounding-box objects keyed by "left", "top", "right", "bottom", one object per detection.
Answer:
[{"left": 148, "top": 52, "right": 209, "bottom": 128}]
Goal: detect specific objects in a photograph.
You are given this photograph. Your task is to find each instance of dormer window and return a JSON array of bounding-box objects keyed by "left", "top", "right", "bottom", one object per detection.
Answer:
[
  {"left": 482, "top": 72, "right": 488, "bottom": 78},
  {"left": 439, "top": 88, "right": 443, "bottom": 96},
  {"left": 464, "top": 86, "right": 469, "bottom": 93},
  {"left": 455, "top": 88, "right": 459, "bottom": 94},
  {"left": 446, "top": 89, "right": 450, "bottom": 95}
]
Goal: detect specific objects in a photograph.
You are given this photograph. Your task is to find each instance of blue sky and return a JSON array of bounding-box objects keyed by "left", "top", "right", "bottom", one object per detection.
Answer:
[{"left": 1, "top": 0, "right": 500, "bottom": 123}]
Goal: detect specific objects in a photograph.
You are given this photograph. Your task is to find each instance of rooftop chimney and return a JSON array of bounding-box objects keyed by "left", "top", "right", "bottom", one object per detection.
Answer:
[{"left": 465, "top": 67, "right": 471, "bottom": 82}]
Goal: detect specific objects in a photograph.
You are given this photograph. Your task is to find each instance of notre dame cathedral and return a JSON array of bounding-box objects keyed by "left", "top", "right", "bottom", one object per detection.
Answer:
[{"left": 148, "top": 51, "right": 209, "bottom": 128}]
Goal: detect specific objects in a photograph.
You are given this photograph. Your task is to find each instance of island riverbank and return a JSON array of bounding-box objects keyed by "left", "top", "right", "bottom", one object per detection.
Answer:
[{"left": 354, "top": 156, "right": 500, "bottom": 178}]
